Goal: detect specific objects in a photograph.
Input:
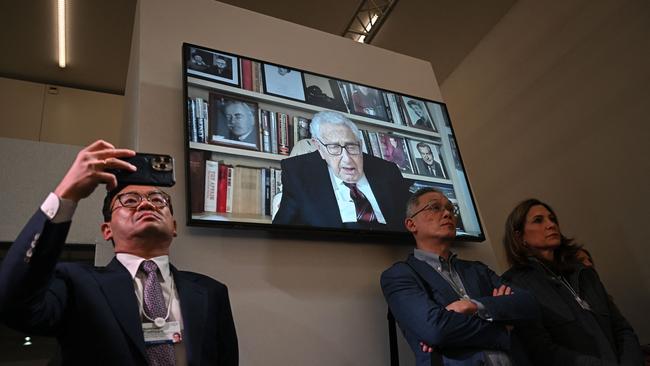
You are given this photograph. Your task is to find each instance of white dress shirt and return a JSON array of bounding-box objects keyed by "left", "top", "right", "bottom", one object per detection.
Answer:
[{"left": 326, "top": 170, "right": 387, "bottom": 224}]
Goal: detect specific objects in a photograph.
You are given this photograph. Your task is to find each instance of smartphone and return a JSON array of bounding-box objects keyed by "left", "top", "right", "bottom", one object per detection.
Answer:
[{"left": 109, "top": 153, "right": 176, "bottom": 187}]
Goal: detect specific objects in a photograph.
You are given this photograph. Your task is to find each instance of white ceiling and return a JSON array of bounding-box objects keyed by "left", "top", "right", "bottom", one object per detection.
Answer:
[{"left": 0, "top": 0, "right": 515, "bottom": 95}]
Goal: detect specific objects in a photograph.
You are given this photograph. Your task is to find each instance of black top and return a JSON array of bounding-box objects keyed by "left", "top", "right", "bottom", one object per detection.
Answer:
[{"left": 502, "top": 260, "right": 642, "bottom": 366}]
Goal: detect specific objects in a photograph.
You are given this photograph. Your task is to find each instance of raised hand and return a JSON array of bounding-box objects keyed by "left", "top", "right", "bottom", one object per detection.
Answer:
[{"left": 54, "top": 140, "right": 136, "bottom": 202}]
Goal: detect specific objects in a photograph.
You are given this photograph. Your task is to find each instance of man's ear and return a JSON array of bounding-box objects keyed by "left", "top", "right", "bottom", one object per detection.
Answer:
[
  {"left": 404, "top": 217, "right": 417, "bottom": 234},
  {"left": 101, "top": 222, "right": 113, "bottom": 241},
  {"left": 172, "top": 219, "right": 178, "bottom": 237}
]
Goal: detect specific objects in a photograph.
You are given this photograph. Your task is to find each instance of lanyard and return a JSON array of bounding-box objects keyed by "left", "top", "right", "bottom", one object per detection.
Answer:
[
  {"left": 432, "top": 258, "right": 470, "bottom": 300},
  {"left": 537, "top": 260, "right": 592, "bottom": 311},
  {"left": 140, "top": 273, "right": 175, "bottom": 328}
]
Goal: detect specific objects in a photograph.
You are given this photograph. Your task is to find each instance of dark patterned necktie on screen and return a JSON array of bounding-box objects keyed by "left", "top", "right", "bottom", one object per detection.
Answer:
[
  {"left": 343, "top": 182, "right": 377, "bottom": 223},
  {"left": 141, "top": 260, "right": 175, "bottom": 366}
]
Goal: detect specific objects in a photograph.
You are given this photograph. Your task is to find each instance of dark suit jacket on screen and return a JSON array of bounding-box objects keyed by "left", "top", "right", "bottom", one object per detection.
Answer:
[
  {"left": 0, "top": 210, "right": 238, "bottom": 366},
  {"left": 415, "top": 158, "right": 445, "bottom": 178},
  {"left": 381, "top": 254, "right": 539, "bottom": 366},
  {"left": 272, "top": 151, "right": 411, "bottom": 231}
]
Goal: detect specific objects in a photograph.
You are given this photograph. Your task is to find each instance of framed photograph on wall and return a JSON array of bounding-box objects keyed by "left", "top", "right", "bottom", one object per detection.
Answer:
[
  {"left": 347, "top": 84, "right": 389, "bottom": 121},
  {"left": 402, "top": 96, "right": 437, "bottom": 132},
  {"left": 187, "top": 47, "right": 240, "bottom": 86},
  {"left": 377, "top": 133, "right": 414, "bottom": 174},
  {"left": 262, "top": 64, "right": 306, "bottom": 101},
  {"left": 407, "top": 139, "right": 447, "bottom": 179},
  {"left": 303, "top": 73, "right": 348, "bottom": 112},
  {"left": 208, "top": 93, "right": 259, "bottom": 150}
]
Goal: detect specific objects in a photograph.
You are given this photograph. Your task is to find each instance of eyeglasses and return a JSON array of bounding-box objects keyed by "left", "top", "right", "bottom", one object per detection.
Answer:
[
  {"left": 316, "top": 138, "right": 361, "bottom": 155},
  {"left": 111, "top": 191, "right": 171, "bottom": 211},
  {"left": 409, "top": 201, "right": 459, "bottom": 219}
]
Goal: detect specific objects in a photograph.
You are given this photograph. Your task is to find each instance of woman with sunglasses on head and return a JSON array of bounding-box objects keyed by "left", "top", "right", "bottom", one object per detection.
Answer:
[{"left": 501, "top": 199, "right": 642, "bottom": 366}]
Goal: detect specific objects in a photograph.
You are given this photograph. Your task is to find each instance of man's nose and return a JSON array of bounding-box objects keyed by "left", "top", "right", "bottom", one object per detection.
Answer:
[
  {"left": 136, "top": 198, "right": 156, "bottom": 211},
  {"left": 340, "top": 148, "right": 352, "bottom": 162}
]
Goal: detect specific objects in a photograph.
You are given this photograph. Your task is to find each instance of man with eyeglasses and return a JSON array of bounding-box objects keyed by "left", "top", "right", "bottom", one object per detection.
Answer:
[
  {"left": 0, "top": 140, "right": 238, "bottom": 365},
  {"left": 273, "top": 111, "right": 410, "bottom": 231},
  {"left": 381, "top": 188, "right": 539, "bottom": 366}
]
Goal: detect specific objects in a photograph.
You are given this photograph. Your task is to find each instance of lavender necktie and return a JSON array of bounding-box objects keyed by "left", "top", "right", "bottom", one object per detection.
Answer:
[{"left": 141, "top": 260, "right": 175, "bottom": 366}]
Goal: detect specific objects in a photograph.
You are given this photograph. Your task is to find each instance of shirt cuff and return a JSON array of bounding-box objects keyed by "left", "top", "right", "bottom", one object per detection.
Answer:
[
  {"left": 40, "top": 192, "right": 77, "bottom": 223},
  {"left": 470, "top": 299, "right": 493, "bottom": 321}
]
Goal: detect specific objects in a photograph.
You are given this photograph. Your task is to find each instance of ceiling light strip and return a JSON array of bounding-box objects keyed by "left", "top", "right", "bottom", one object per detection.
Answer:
[{"left": 58, "top": 0, "right": 66, "bottom": 68}]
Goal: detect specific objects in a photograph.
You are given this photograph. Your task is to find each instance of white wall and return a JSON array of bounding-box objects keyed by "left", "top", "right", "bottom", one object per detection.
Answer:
[
  {"left": 442, "top": 0, "right": 650, "bottom": 343},
  {"left": 124, "top": 0, "right": 497, "bottom": 364}
]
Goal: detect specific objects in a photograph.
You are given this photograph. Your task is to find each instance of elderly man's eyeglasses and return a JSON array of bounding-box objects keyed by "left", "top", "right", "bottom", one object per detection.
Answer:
[
  {"left": 409, "top": 201, "right": 459, "bottom": 219},
  {"left": 316, "top": 138, "right": 361, "bottom": 156},
  {"left": 111, "top": 191, "right": 171, "bottom": 211}
]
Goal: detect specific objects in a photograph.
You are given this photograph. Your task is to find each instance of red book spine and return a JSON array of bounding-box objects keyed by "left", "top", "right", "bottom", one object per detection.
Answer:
[
  {"left": 216, "top": 163, "right": 229, "bottom": 212},
  {"left": 241, "top": 59, "right": 253, "bottom": 91}
]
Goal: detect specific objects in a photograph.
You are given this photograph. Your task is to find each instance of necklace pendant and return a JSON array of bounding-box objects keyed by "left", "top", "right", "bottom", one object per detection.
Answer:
[
  {"left": 154, "top": 317, "right": 166, "bottom": 328},
  {"left": 576, "top": 296, "right": 592, "bottom": 311}
]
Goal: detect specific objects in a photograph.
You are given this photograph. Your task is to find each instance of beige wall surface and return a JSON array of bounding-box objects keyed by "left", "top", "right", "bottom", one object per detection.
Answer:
[
  {"left": 124, "top": 0, "right": 497, "bottom": 364},
  {"left": 0, "top": 138, "right": 107, "bottom": 244},
  {"left": 0, "top": 77, "right": 125, "bottom": 147},
  {"left": 442, "top": 0, "right": 650, "bottom": 342},
  {"left": 0, "top": 77, "right": 44, "bottom": 141}
]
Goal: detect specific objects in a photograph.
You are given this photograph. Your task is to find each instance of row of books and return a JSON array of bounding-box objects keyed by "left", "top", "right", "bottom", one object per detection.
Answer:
[
  {"left": 189, "top": 151, "right": 283, "bottom": 216},
  {"left": 259, "top": 110, "right": 310, "bottom": 155}
]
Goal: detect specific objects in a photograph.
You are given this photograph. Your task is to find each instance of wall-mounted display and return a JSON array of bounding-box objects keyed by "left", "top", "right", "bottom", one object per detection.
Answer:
[{"left": 183, "top": 43, "right": 485, "bottom": 241}]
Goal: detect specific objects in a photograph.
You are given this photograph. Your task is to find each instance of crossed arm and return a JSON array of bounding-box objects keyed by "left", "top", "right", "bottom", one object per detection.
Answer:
[{"left": 381, "top": 262, "right": 539, "bottom": 352}]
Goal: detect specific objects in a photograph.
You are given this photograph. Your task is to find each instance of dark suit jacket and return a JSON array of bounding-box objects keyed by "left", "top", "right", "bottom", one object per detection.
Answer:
[
  {"left": 415, "top": 158, "right": 445, "bottom": 178},
  {"left": 0, "top": 210, "right": 238, "bottom": 366},
  {"left": 381, "top": 254, "right": 539, "bottom": 366},
  {"left": 272, "top": 151, "right": 411, "bottom": 231}
]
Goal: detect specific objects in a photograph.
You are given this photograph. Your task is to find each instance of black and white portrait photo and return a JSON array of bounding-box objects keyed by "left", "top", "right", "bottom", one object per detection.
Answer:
[
  {"left": 303, "top": 73, "right": 348, "bottom": 112},
  {"left": 263, "top": 64, "right": 306, "bottom": 101},
  {"left": 208, "top": 93, "right": 259, "bottom": 150},
  {"left": 187, "top": 47, "right": 240, "bottom": 86},
  {"left": 408, "top": 139, "right": 447, "bottom": 179},
  {"left": 402, "top": 96, "right": 437, "bottom": 132}
]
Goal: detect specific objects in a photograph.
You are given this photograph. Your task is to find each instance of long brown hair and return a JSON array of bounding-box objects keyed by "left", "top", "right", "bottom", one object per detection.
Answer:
[{"left": 503, "top": 198, "right": 579, "bottom": 269}]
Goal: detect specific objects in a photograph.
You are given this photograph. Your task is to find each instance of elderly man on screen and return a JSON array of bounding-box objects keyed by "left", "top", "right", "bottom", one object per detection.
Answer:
[
  {"left": 273, "top": 111, "right": 410, "bottom": 231},
  {"left": 0, "top": 140, "right": 238, "bottom": 366},
  {"left": 381, "top": 188, "right": 539, "bottom": 366}
]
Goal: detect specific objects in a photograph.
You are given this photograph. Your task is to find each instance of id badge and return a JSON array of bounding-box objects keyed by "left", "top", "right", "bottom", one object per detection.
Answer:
[{"left": 143, "top": 320, "right": 182, "bottom": 345}]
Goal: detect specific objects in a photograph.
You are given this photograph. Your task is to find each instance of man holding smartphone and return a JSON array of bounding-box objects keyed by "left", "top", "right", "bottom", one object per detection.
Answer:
[{"left": 0, "top": 140, "right": 238, "bottom": 365}]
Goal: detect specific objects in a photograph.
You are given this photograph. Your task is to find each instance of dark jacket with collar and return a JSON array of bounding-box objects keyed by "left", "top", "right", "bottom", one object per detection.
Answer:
[
  {"left": 0, "top": 209, "right": 238, "bottom": 366},
  {"left": 502, "top": 261, "right": 642, "bottom": 366},
  {"left": 273, "top": 151, "right": 411, "bottom": 231},
  {"left": 381, "top": 253, "right": 539, "bottom": 366}
]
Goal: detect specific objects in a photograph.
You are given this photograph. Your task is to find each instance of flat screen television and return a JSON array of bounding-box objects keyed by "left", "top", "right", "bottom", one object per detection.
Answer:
[{"left": 183, "top": 43, "right": 485, "bottom": 241}]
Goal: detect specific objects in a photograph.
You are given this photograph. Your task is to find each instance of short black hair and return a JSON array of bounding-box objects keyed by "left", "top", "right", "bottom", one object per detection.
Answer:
[
  {"left": 102, "top": 184, "right": 128, "bottom": 222},
  {"left": 101, "top": 185, "right": 174, "bottom": 222},
  {"left": 405, "top": 187, "right": 444, "bottom": 218}
]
